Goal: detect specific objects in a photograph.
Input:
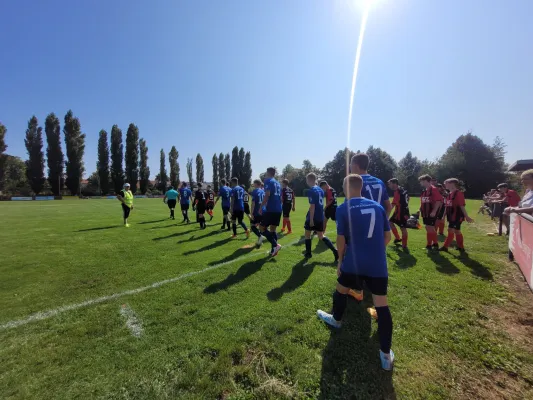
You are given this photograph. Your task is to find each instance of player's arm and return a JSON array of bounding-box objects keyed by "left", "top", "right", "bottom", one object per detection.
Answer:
[
  {"left": 336, "top": 234, "right": 345, "bottom": 274},
  {"left": 309, "top": 203, "right": 315, "bottom": 223},
  {"left": 116, "top": 192, "right": 125, "bottom": 204},
  {"left": 292, "top": 195, "right": 296, "bottom": 211},
  {"left": 163, "top": 192, "right": 167, "bottom": 203},
  {"left": 383, "top": 200, "right": 392, "bottom": 217},
  {"left": 261, "top": 190, "right": 270, "bottom": 209},
  {"left": 383, "top": 209, "right": 392, "bottom": 245},
  {"left": 460, "top": 205, "right": 473, "bottom": 222},
  {"left": 430, "top": 201, "right": 442, "bottom": 217},
  {"left": 251, "top": 198, "right": 256, "bottom": 214}
]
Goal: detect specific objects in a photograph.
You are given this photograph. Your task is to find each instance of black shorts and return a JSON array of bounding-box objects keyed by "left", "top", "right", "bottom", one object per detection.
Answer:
[
  {"left": 261, "top": 212, "right": 282, "bottom": 227},
  {"left": 196, "top": 203, "right": 206, "bottom": 214},
  {"left": 180, "top": 203, "right": 190, "bottom": 211},
  {"left": 121, "top": 203, "right": 131, "bottom": 219},
  {"left": 283, "top": 204, "right": 292, "bottom": 218},
  {"left": 325, "top": 206, "right": 337, "bottom": 221},
  {"left": 222, "top": 206, "right": 230, "bottom": 216},
  {"left": 304, "top": 218, "right": 324, "bottom": 232},
  {"left": 422, "top": 217, "right": 436, "bottom": 227},
  {"left": 448, "top": 220, "right": 463, "bottom": 230},
  {"left": 390, "top": 209, "right": 410, "bottom": 228},
  {"left": 337, "top": 272, "right": 388, "bottom": 296},
  {"left": 437, "top": 206, "right": 445, "bottom": 220},
  {"left": 244, "top": 203, "right": 250, "bottom": 215},
  {"left": 167, "top": 199, "right": 177, "bottom": 209},
  {"left": 251, "top": 214, "right": 262, "bottom": 225},
  {"left": 232, "top": 209, "right": 244, "bottom": 222},
  {"left": 206, "top": 202, "right": 214, "bottom": 211}
]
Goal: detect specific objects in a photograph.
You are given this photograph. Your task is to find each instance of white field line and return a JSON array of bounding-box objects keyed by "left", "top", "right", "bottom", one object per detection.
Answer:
[
  {"left": 120, "top": 304, "right": 143, "bottom": 338},
  {"left": 0, "top": 235, "right": 310, "bottom": 331}
]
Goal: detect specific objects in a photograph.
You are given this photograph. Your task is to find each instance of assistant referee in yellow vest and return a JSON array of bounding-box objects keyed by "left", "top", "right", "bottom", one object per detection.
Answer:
[{"left": 117, "top": 183, "right": 134, "bottom": 227}]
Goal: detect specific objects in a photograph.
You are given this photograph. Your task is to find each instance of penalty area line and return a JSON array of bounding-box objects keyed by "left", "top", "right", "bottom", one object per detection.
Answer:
[{"left": 0, "top": 235, "right": 308, "bottom": 331}]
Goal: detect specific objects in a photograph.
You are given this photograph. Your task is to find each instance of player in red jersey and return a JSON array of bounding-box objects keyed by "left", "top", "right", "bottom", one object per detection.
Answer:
[
  {"left": 280, "top": 179, "right": 295, "bottom": 234},
  {"left": 439, "top": 178, "right": 473, "bottom": 252},
  {"left": 418, "top": 175, "right": 443, "bottom": 250},
  {"left": 320, "top": 181, "right": 338, "bottom": 232},
  {"left": 435, "top": 184, "right": 449, "bottom": 235},
  {"left": 387, "top": 178, "right": 410, "bottom": 250},
  {"left": 205, "top": 185, "right": 216, "bottom": 220}
]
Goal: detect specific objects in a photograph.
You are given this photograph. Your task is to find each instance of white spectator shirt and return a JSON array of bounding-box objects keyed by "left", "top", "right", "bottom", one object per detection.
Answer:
[{"left": 519, "top": 189, "right": 533, "bottom": 208}]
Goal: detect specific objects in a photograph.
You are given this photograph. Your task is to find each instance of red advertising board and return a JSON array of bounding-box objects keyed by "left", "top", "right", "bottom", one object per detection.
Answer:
[{"left": 509, "top": 214, "right": 533, "bottom": 291}]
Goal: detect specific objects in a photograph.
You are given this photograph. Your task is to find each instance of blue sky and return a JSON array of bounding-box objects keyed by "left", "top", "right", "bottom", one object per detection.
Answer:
[{"left": 1, "top": 0, "right": 531, "bottom": 181}]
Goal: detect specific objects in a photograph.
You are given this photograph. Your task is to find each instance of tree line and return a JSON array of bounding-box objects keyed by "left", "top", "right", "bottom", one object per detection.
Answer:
[{"left": 0, "top": 115, "right": 254, "bottom": 196}]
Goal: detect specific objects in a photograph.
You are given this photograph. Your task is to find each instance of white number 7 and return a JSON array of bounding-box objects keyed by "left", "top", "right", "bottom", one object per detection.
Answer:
[{"left": 361, "top": 208, "right": 376, "bottom": 238}]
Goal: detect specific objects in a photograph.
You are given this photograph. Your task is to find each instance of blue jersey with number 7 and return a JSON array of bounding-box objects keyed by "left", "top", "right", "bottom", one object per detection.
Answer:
[
  {"left": 336, "top": 197, "right": 390, "bottom": 277},
  {"left": 264, "top": 178, "right": 282, "bottom": 212},
  {"left": 361, "top": 174, "right": 389, "bottom": 209}
]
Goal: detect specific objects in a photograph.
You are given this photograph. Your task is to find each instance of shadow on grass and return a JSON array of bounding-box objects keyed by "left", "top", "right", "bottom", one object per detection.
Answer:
[
  {"left": 152, "top": 229, "right": 197, "bottom": 241},
  {"left": 77, "top": 225, "right": 119, "bottom": 232},
  {"left": 428, "top": 251, "right": 460, "bottom": 275},
  {"left": 454, "top": 252, "right": 493, "bottom": 280},
  {"left": 149, "top": 224, "right": 179, "bottom": 230},
  {"left": 207, "top": 245, "right": 257, "bottom": 266},
  {"left": 204, "top": 257, "right": 271, "bottom": 293},
  {"left": 183, "top": 236, "right": 233, "bottom": 254},
  {"left": 267, "top": 259, "right": 321, "bottom": 301},
  {"left": 137, "top": 219, "right": 168, "bottom": 225},
  {"left": 391, "top": 246, "right": 417, "bottom": 269},
  {"left": 319, "top": 301, "right": 396, "bottom": 399}
]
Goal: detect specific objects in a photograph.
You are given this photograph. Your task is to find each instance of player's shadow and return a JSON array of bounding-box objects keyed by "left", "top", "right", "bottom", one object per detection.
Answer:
[
  {"left": 428, "top": 252, "right": 460, "bottom": 275},
  {"left": 176, "top": 230, "right": 223, "bottom": 245},
  {"left": 152, "top": 229, "right": 196, "bottom": 241},
  {"left": 204, "top": 257, "right": 271, "bottom": 294},
  {"left": 183, "top": 236, "right": 233, "bottom": 255},
  {"left": 77, "top": 225, "right": 119, "bottom": 232},
  {"left": 148, "top": 224, "right": 180, "bottom": 230},
  {"left": 267, "top": 259, "right": 321, "bottom": 301},
  {"left": 138, "top": 219, "right": 167, "bottom": 225},
  {"left": 207, "top": 245, "right": 257, "bottom": 266},
  {"left": 319, "top": 301, "right": 396, "bottom": 399},
  {"left": 391, "top": 246, "right": 417, "bottom": 269},
  {"left": 454, "top": 253, "right": 493, "bottom": 280}
]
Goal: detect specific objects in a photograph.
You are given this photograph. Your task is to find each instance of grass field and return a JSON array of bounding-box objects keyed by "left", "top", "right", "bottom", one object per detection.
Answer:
[{"left": 1, "top": 197, "right": 533, "bottom": 399}]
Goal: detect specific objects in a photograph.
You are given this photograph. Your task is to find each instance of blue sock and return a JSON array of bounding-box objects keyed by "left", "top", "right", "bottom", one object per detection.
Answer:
[
  {"left": 232, "top": 223, "right": 237, "bottom": 236},
  {"left": 273, "top": 231, "right": 278, "bottom": 241},
  {"left": 333, "top": 291, "right": 347, "bottom": 321},
  {"left": 322, "top": 237, "right": 336, "bottom": 253},
  {"left": 251, "top": 225, "right": 261, "bottom": 238},
  {"left": 263, "top": 230, "right": 276, "bottom": 248},
  {"left": 375, "top": 306, "right": 393, "bottom": 354},
  {"left": 240, "top": 221, "right": 248, "bottom": 231},
  {"left": 305, "top": 239, "right": 312, "bottom": 254}
]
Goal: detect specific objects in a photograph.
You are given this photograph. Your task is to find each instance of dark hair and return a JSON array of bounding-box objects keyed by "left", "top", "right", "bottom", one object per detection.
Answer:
[
  {"left": 436, "top": 183, "right": 443, "bottom": 189},
  {"left": 307, "top": 172, "right": 317, "bottom": 181},
  {"left": 266, "top": 167, "right": 276, "bottom": 176},
  {"left": 388, "top": 178, "right": 399, "bottom": 185},
  {"left": 169, "top": 186, "right": 174, "bottom": 190},
  {"left": 497, "top": 183, "right": 508, "bottom": 189},
  {"left": 207, "top": 185, "right": 211, "bottom": 189},
  {"left": 183, "top": 182, "right": 188, "bottom": 187},
  {"left": 351, "top": 153, "right": 370, "bottom": 171},
  {"left": 197, "top": 183, "right": 203, "bottom": 188},
  {"left": 319, "top": 180, "right": 328, "bottom": 187},
  {"left": 253, "top": 179, "right": 262, "bottom": 186},
  {"left": 282, "top": 179, "right": 289, "bottom": 185},
  {"left": 220, "top": 179, "right": 227, "bottom": 185},
  {"left": 231, "top": 177, "right": 238, "bottom": 184},
  {"left": 418, "top": 174, "right": 432, "bottom": 182}
]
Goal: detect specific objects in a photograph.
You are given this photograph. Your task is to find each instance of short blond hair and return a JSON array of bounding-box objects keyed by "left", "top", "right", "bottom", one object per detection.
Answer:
[
  {"left": 521, "top": 169, "right": 533, "bottom": 180},
  {"left": 344, "top": 174, "right": 363, "bottom": 191}
]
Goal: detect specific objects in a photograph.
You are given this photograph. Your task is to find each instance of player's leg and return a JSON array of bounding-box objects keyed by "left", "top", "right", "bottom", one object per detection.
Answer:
[
  {"left": 400, "top": 227, "right": 409, "bottom": 249},
  {"left": 372, "top": 292, "right": 394, "bottom": 370},
  {"left": 238, "top": 213, "right": 249, "bottom": 237},
  {"left": 440, "top": 225, "right": 455, "bottom": 251},
  {"left": 389, "top": 219, "right": 401, "bottom": 243},
  {"left": 122, "top": 204, "right": 131, "bottom": 227},
  {"left": 316, "top": 229, "right": 338, "bottom": 261},
  {"left": 304, "top": 229, "right": 313, "bottom": 258},
  {"left": 454, "top": 223, "right": 465, "bottom": 251},
  {"left": 317, "top": 272, "right": 359, "bottom": 328}
]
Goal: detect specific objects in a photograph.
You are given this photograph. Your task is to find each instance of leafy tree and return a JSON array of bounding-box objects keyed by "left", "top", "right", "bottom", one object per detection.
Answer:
[
  {"left": 196, "top": 154, "right": 205, "bottom": 183},
  {"left": 231, "top": 146, "right": 239, "bottom": 179},
  {"left": 419, "top": 159, "right": 438, "bottom": 180},
  {"left": 139, "top": 139, "right": 150, "bottom": 194},
  {"left": 2, "top": 155, "right": 31, "bottom": 195},
  {"left": 212, "top": 154, "right": 219, "bottom": 192},
  {"left": 44, "top": 113, "right": 64, "bottom": 195},
  {"left": 242, "top": 151, "right": 252, "bottom": 190},
  {"left": 0, "top": 123, "right": 7, "bottom": 192},
  {"left": 159, "top": 149, "right": 168, "bottom": 192},
  {"left": 110, "top": 125, "right": 124, "bottom": 193},
  {"left": 24, "top": 116, "right": 46, "bottom": 194},
  {"left": 169, "top": 146, "right": 180, "bottom": 189},
  {"left": 238, "top": 148, "right": 245, "bottom": 182},
  {"left": 321, "top": 148, "right": 355, "bottom": 194},
  {"left": 396, "top": 151, "right": 422, "bottom": 194},
  {"left": 224, "top": 153, "right": 231, "bottom": 182},
  {"left": 124, "top": 123, "right": 139, "bottom": 193},
  {"left": 218, "top": 153, "right": 225, "bottom": 182},
  {"left": 82, "top": 171, "right": 100, "bottom": 195},
  {"left": 63, "top": 110, "right": 86, "bottom": 196},
  {"left": 186, "top": 158, "right": 194, "bottom": 186},
  {"left": 366, "top": 146, "right": 397, "bottom": 183},
  {"left": 97, "top": 130, "right": 110, "bottom": 195},
  {"left": 436, "top": 132, "right": 506, "bottom": 197}
]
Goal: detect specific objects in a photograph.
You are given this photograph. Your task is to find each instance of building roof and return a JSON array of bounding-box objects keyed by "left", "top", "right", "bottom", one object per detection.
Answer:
[{"left": 508, "top": 159, "right": 533, "bottom": 172}]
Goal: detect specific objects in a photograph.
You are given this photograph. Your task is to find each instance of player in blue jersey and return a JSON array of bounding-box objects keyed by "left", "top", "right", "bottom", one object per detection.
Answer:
[
  {"left": 163, "top": 186, "right": 179, "bottom": 220},
  {"left": 178, "top": 183, "right": 192, "bottom": 224},
  {"left": 259, "top": 167, "right": 283, "bottom": 257},
  {"left": 230, "top": 178, "right": 250, "bottom": 238},
  {"left": 317, "top": 174, "right": 394, "bottom": 371},
  {"left": 215, "top": 179, "right": 232, "bottom": 230},
  {"left": 303, "top": 173, "right": 338, "bottom": 260},
  {"left": 250, "top": 179, "right": 266, "bottom": 247}
]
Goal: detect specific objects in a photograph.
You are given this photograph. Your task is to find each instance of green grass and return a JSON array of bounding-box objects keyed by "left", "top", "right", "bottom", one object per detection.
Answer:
[{"left": 1, "top": 198, "right": 532, "bottom": 399}]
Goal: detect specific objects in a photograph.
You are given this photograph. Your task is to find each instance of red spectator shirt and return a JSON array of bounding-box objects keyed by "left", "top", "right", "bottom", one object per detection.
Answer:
[
  {"left": 505, "top": 190, "right": 521, "bottom": 207},
  {"left": 420, "top": 185, "right": 443, "bottom": 218},
  {"left": 445, "top": 190, "right": 466, "bottom": 222}
]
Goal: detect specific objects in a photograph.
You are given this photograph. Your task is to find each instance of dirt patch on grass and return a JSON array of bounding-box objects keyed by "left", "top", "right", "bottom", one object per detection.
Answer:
[{"left": 457, "top": 370, "right": 532, "bottom": 400}]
